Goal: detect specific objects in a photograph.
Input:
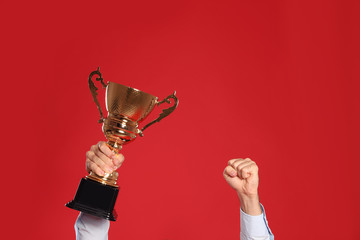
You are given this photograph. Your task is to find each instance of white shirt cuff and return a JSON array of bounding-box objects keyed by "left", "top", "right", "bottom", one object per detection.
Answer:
[{"left": 240, "top": 204, "right": 272, "bottom": 239}]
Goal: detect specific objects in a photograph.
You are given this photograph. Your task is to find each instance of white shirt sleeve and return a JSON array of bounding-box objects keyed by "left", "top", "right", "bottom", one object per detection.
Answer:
[
  {"left": 240, "top": 204, "right": 274, "bottom": 240},
  {"left": 74, "top": 204, "right": 274, "bottom": 240},
  {"left": 75, "top": 212, "right": 110, "bottom": 240}
]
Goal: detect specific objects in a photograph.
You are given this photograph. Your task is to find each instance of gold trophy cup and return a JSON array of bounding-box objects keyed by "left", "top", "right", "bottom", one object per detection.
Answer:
[{"left": 66, "top": 67, "right": 179, "bottom": 221}]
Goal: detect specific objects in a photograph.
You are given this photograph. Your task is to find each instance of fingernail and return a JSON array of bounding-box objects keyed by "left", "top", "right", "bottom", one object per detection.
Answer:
[
  {"left": 231, "top": 171, "right": 237, "bottom": 177},
  {"left": 113, "top": 166, "right": 118, "bottom": 170},
  {"left": 99, "top": 170, "right": 105, "bottom": 176}
]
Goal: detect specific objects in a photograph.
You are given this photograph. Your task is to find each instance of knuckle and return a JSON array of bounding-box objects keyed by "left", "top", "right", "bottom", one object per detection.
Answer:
[
  {"left": 228, "top": 158, "right": 239, "bottom": 165},
  {"left": 231, "top": 162, "right": 238, "bottom": 169},
  {"left": 224, "top": 166, "right": 231, "bottom": 174},
  {"left": 86, "top": 151, "right": 92, "bottom": 158},
  {"left": 226, "top": 166, "right": 234, "bottom": 174},
  {"left": 233, "top": 158, "right": 243, "bottom": 165},
  {"left": 99, "top": 142, "right": 108, "bottom": 151},
  {"left": 94, "top": 146, "right": 100, "bottom": 154},
  {"left": 249, "top": 162, "right": 257, "bottom": 169},
  {"left": 236, "top": 165, "right": 242, "bottom": 171},
  {"left": 99, "top": 143, "right": 105, "bottom": 151}
]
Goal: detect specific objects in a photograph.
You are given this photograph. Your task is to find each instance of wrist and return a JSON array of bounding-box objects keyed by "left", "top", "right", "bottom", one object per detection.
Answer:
[{"left": 237, "top": 192, "right": 262, "bottom": 216}]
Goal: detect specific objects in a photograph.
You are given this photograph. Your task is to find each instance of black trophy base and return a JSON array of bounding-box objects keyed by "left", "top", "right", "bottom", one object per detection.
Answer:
[{"left": 66, "top": 177, "right": 119, "bottom": 221}]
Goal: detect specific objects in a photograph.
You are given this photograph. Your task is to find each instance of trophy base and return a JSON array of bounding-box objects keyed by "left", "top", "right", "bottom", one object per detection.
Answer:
[{"left": 66, "top": 178, "right": 119, "bottom": 221}]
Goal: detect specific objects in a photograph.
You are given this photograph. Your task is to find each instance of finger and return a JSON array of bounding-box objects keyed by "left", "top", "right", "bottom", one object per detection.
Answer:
[
  {"left": 86, "top": 158, "right": 105, "bottom": 176},
  {"left": 228, "top": 158, "right": 251, "bottom": 167},
  {"left": 230, "top": 158, "right": 252, "bottom": 170},
  {"left": 94, "top": 146, "right": 116, "bottom": 170},
  {"left": 238, "top": 162, "right": 258, "bottom": 179},
  {"left": 98, "top": 141, "right": 115, "bottom": 158},
  {"left": 236, "top": 161, "right": 253, "bottom": 179},
  {"left": 112, "top": 154, "right": 125, "bottom": 168},
  {"left": 86, "top": 151, "right": 113, "bottom": 173},
  {"left": 228, "top": 158, "right": 244, "bottom": 166},
  {"left": 235, "top": 159, "right": 253, "bottom": 172},
  {"left": 223, "top": 165, "right": 237, "bottom": 177}
]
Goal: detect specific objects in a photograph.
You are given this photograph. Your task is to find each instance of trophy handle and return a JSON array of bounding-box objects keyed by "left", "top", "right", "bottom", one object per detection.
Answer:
[
  {"left": 139, "top": 91, "right": 179, "bottom": 136},
  {"left": 88, "top": 67, "right": 107, "bottom": 123}
]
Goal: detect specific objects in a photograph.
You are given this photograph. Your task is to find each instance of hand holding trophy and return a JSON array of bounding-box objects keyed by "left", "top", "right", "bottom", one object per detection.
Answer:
[{"left": 66, "top": 67, "right": 179, "bottom": 221}]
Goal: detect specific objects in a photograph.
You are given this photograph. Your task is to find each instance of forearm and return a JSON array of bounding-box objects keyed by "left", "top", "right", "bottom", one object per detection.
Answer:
[{"left": 75, "top": 212, "right": 110, "bottom": 240}]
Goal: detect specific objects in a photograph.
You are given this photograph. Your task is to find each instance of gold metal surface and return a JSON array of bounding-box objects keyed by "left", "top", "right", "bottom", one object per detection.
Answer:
[
  {"left": 89, "top": 67, "right": 107, "bottom": 123},
  {"left": 140, "top": 91, "right": 179, "bottom": 136},
  {"left": 86, "top": 171, "right": 119, "bottom": 187},
  {"left": 87, "top": 67, "right": 179, "bottom": 187}
]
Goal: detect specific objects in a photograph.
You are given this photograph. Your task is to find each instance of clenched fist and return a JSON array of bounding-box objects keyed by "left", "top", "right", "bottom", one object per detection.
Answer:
[
  {"left": 85, "top": 141, "right": 125, "bottom": 176},
  {"left": 223, "top": 158, "right": 262, "bottom": 215}
]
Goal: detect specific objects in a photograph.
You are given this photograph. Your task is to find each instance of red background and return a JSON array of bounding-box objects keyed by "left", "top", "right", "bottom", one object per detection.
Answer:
[{"left": 1, "top": 0, "right": 359, "bottom": 239}]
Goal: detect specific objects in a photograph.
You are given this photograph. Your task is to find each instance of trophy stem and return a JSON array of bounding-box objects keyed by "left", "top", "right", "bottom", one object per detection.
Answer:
[{"left": 106, "top": 140, "right": 123, "bottom": 153}]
